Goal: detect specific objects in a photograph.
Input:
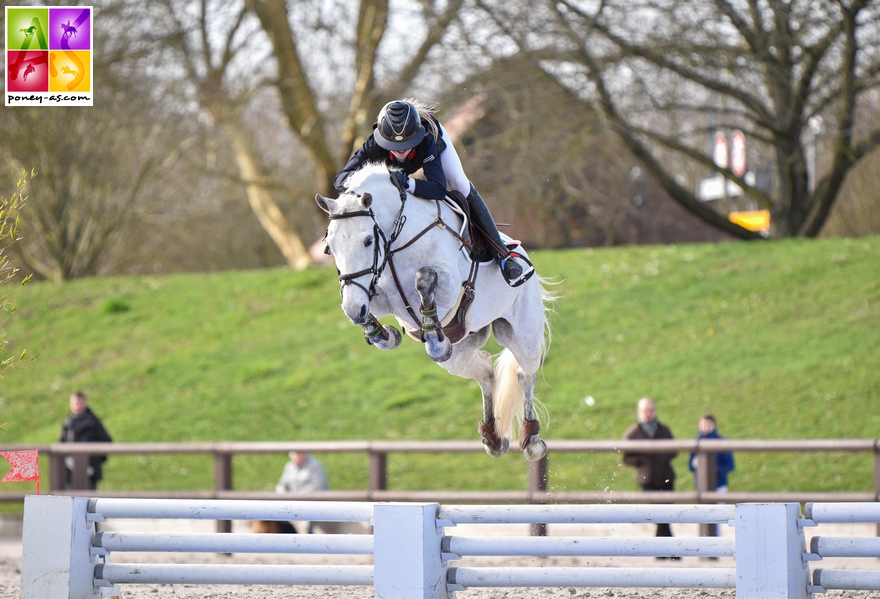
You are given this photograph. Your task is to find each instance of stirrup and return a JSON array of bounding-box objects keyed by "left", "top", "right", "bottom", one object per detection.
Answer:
[
  {"left": 500, "top": 251, "right": 535, "bottom": 288},
  {"left": 500, "top": 257, "right": 523, "bottom": 281}
]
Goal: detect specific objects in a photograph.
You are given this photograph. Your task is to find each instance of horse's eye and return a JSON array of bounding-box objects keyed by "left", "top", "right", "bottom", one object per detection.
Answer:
[
  {"left": 323, "top": 245, "right": 331, "bottom": 255},
  {"left": 364, "top": 236, "right": 373, "bottom": 248}
]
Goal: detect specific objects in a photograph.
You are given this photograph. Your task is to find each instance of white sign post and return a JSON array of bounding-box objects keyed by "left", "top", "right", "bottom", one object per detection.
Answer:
[
  {"left": 713, "top": 131, "right": 728, "bottom": 169},
  {"left": 731, "top": 130, "right": 746, "bottom": 177}
]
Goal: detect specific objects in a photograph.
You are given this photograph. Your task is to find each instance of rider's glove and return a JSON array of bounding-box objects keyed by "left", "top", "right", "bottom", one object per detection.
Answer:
[{"left": 391, "top": 170, "right": 409, "bottom": 192}]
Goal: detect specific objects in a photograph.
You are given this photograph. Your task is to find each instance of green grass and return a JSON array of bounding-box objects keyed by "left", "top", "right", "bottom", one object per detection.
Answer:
[{"left": 0, "top": 236, "right": 878, "bottom": 506}]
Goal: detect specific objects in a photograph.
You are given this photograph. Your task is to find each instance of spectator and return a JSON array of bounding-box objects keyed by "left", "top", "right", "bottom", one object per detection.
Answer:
[
  {"left": 689, "top": 414, "right": 735, "bottom": 539},
  {"left": 59, "top": 391, "right": 112, "bottom": 490},
  {"left": 622, "top": 397, "right": 679, "bottom": 551},
  {"left": 689, "top": 414, "right": 735, "bottom": 492},
  {"left": 275, "top": 451, "right": 329, "bottom": 533}
]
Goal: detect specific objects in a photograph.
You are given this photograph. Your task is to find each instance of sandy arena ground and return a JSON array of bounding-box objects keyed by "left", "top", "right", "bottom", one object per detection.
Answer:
[{"left": 4, "top": 516, "right": 880, "bottom": 598}]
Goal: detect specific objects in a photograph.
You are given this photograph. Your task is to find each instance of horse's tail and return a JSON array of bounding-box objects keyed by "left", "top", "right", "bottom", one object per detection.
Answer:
[
  {"left": 494, "top": 274, "right": 557, "bottom": 441},
  {"left": 492, "top": 349, "right": 523, "bottom": 441},
  {"left": 538, "top": 274, "right": 558, "bottom": 365}
]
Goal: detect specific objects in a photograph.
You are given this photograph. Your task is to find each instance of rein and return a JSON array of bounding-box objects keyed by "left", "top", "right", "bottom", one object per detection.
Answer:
[
  {"left": 330, "top": 174, "right": 473, "bottom": 335},
  {"left": 328, "top": 178, "right": 408, "bottom": 300}
]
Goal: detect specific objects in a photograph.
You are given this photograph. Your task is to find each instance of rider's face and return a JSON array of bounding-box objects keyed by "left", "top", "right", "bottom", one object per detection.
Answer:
[{"left": 390, "top": 149, "right": 412, "bottom": 160}]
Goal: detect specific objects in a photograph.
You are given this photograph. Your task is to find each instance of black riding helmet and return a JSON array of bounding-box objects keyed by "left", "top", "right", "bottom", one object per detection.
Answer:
[{"left": 373, "top": 101, "right": 426, "bottom": 151}]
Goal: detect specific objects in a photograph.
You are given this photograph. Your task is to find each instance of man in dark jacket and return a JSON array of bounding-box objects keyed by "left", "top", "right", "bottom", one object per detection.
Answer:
[
  {"left": 622, "top": 397, "right": 679, "bottom": 542},
  {"left": 60, "top": 391, "right": 112, "bottom": 489}
]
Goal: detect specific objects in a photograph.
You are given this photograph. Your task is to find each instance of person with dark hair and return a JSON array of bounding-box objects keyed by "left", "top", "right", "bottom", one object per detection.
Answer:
[
  {"left": 334, "top": 99, "right": 530, "bottom": 285},
  {"left": 622, "top": 397, "right": 680, "bottom": 556},
  {"left": 689, "top": 414, "right": 735, "bottom": 493},
  {"left": 59, "top": 391, "right": 112, "bottom": 490},
  {"left": 689, "top": 414, "right": 735, "bottom": 540}
]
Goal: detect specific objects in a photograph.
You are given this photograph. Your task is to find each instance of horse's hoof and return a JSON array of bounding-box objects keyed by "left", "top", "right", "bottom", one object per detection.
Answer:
[
  {"left": 482, "top": 436, "right": 509, "bottom": 458},
  {"left": 372, "top": 326, "right": 402, "bottom": 350},
  {"left": 522, "top": 437, "right": 547, "bottom": 461},
  {"left": 426, "top": 337, "right": 452, "bottom": 362}
]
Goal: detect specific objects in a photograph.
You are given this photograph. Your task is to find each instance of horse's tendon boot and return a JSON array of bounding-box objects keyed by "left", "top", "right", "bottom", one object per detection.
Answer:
[
  {"left": 519, "top": 418, "right": 541, "bottom": 451},
  {"left": 479, "top": 418, "right": 504, "bottom": 454}
]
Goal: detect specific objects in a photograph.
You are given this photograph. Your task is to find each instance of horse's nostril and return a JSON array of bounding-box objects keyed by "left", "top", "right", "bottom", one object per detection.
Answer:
[{"left": 359, "top": 305, "right": 367, "bottom": 319}]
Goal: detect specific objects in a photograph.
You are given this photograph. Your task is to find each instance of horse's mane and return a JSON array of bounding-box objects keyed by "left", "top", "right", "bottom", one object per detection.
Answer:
[{"left": 343, "top": 162, "right": 398, "bottom": 195}]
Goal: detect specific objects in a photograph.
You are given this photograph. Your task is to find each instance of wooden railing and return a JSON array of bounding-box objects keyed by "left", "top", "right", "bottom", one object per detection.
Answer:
[
  {"left": 3, "top": 439, "right": 877, "bottom": 536},
  {"left": 2, "top": 438, "right": 878, "bottom": 505}
]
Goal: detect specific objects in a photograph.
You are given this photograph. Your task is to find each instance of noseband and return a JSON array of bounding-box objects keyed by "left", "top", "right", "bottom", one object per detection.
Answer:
[
  {"left": 328, "top": 207, "right": 388, "bottom": 299},
  {"left": 327, "top": 184, "right": 408, "bottom": 300}
]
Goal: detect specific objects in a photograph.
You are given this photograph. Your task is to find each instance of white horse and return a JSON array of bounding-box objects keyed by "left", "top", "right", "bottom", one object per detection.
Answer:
[{"left": 316, "top": 163, "right": 552, "bottom": 461}]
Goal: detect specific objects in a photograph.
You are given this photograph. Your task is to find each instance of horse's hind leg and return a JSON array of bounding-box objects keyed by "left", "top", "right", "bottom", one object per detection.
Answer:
[
  {"left": 415, "top": 267, "right": 452, "bottom": 362},
  {"left": 436, "top": 326, "right": 509, "bottom": 458},
  {"left": 518, "top": 370, "right": 547, "bottom": 461}
]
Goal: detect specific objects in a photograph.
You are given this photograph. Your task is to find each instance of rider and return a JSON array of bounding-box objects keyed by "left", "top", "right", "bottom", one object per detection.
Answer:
[{"left": 334, "top": 99, "right": 525, "bottom": 285}]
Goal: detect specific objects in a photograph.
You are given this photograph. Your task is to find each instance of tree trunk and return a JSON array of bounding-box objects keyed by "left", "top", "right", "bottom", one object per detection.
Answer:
[{"left": 222, "top": 116, "right": 312, "bottom": 270}]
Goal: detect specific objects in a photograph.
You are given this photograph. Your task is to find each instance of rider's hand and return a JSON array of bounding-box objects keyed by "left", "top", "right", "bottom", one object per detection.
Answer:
[{"left": 391, "top": 170, "right": 409, "bottom": 192}]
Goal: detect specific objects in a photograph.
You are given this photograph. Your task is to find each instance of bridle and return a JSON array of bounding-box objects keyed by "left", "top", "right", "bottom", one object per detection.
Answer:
[
  {"left": 327, "top": 173, "right": 474, "bottom": 337},
  {"left": 327, "top": 180, "right": 408, "bottom": 301}
]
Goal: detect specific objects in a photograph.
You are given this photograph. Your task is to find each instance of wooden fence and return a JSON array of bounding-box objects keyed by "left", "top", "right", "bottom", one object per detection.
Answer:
[
  {"left": 1, "top": 439, "right": 877, "bottom": 505},
  {"left": 3, "top": 439, "right": 877, "bottom": 535}
]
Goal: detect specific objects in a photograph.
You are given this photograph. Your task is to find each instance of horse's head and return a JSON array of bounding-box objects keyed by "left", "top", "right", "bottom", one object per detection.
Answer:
[
  {"left": 316, "top": 188, "right": 389, "bottom": 326},
  {"left": 317, "top": 164, "right": 409, "bottom": 325}
]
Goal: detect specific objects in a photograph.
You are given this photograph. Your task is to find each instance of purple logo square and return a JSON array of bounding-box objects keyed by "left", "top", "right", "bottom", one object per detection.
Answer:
[{"left": 49, "top": 7, "right": 90, "bottom": 51}]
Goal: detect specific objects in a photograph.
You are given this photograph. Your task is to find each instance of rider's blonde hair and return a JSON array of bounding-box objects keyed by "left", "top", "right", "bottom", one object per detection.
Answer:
[{"left": 404, "top": 98, "right": 440, "bottom": 142}]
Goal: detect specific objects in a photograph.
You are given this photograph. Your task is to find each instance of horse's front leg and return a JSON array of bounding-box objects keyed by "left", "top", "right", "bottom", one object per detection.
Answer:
[
  {"left": 415, "top": 267, "right": 452, "bottom": 363},
  {"left": 518, "top": 370, "right": 547, "bottom": 461}
]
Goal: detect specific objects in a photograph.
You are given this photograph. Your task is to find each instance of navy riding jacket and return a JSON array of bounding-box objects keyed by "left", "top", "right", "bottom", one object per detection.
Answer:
[{"left": 334, "top": 127, "right": 447, "bottom": 201}]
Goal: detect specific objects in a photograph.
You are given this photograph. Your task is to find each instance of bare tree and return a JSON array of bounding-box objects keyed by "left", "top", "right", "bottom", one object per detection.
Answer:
[
  {"left": 0, "top": 98, "right": 185, "bottom": 280},
  {"left": 446, "top": 57, "right": 636, "bottom": 246},
  {"left": 0, "top": 170, "right": 35, "bottom": 377},
  {"left": 480, "top": 0, "right": 880, "bottom": 239},
  {"left": 249, "top": 0, "right": 468, "bottom": 194},
  {"left": 149, "top": 0, "right": 313, "bottom": 269},
  {"left": 0, "top": 1, "right": 202, "bottom": 280}
]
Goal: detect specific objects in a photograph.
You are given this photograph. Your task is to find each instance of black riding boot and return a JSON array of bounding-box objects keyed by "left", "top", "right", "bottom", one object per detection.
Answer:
[{"left": 466, "top": 183, "right": 523, "bottom": 283}]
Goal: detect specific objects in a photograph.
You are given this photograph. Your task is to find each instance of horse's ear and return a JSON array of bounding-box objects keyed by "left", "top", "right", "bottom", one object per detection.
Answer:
[
  {"left": 315, "top": 193, "right": 334, "bottom": 213},
  {"left": 361, "top": 193, "right": 372, "bottom": 209}
]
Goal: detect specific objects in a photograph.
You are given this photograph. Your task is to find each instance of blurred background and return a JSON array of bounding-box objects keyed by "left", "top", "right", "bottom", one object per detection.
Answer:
[{"left": 2, "top": 0, "right": 879, "bottom": 283}]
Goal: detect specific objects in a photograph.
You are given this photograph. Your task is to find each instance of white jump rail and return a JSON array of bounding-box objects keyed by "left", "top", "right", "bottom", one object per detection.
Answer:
[
  {"left": 805, "top": 502, "right": 880, "bottom": 594},
  {"left": 31, "top": 496, "right": 880, "bottom": 599},
  {"left": 439, "top": 503, "right": 738, "bottom": 592}
]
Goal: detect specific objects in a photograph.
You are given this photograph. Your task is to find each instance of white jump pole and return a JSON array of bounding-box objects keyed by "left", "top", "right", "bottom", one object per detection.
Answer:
[
  {"left": 805, "top": 502, "right": 880, "bottom": 524},
  {"left": 813, "top": 569, "right": 880, "bottom": 591},
  {"left": 88, "top": 497, "right": 374, "bottom": 522},
  {"left": 445, "top": 535, "right": 734, "bottom": 558},
  {"left": 95, "top": 563, "right": 373, "bottom": 586},
  {"left": 95, "top": 531, "right": 373, "bottom": 554},
  {"left": 810, "top": 535, "right": 880, "bottom": 558},
  {"left": 438, "top": 503, "right": 735, "bottom": 524},
  {"left": 448, "top": 566, "right": 736, "bottom": 588}
]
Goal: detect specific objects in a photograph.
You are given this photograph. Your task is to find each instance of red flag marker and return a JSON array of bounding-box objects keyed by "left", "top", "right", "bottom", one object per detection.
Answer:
[{"left": 0, "top": 450, "right": 40, "bottom": 494}]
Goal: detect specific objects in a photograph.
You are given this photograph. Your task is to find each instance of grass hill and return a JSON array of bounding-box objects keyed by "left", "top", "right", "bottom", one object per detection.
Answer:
[{"left": 0, "top": 236, "right": 878, "bottom": 505}]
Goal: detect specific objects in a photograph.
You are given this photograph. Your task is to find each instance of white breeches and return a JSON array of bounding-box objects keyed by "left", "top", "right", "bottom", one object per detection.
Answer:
[{"left": 438, "top": 124, "right": 471, "bottom": 197}]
